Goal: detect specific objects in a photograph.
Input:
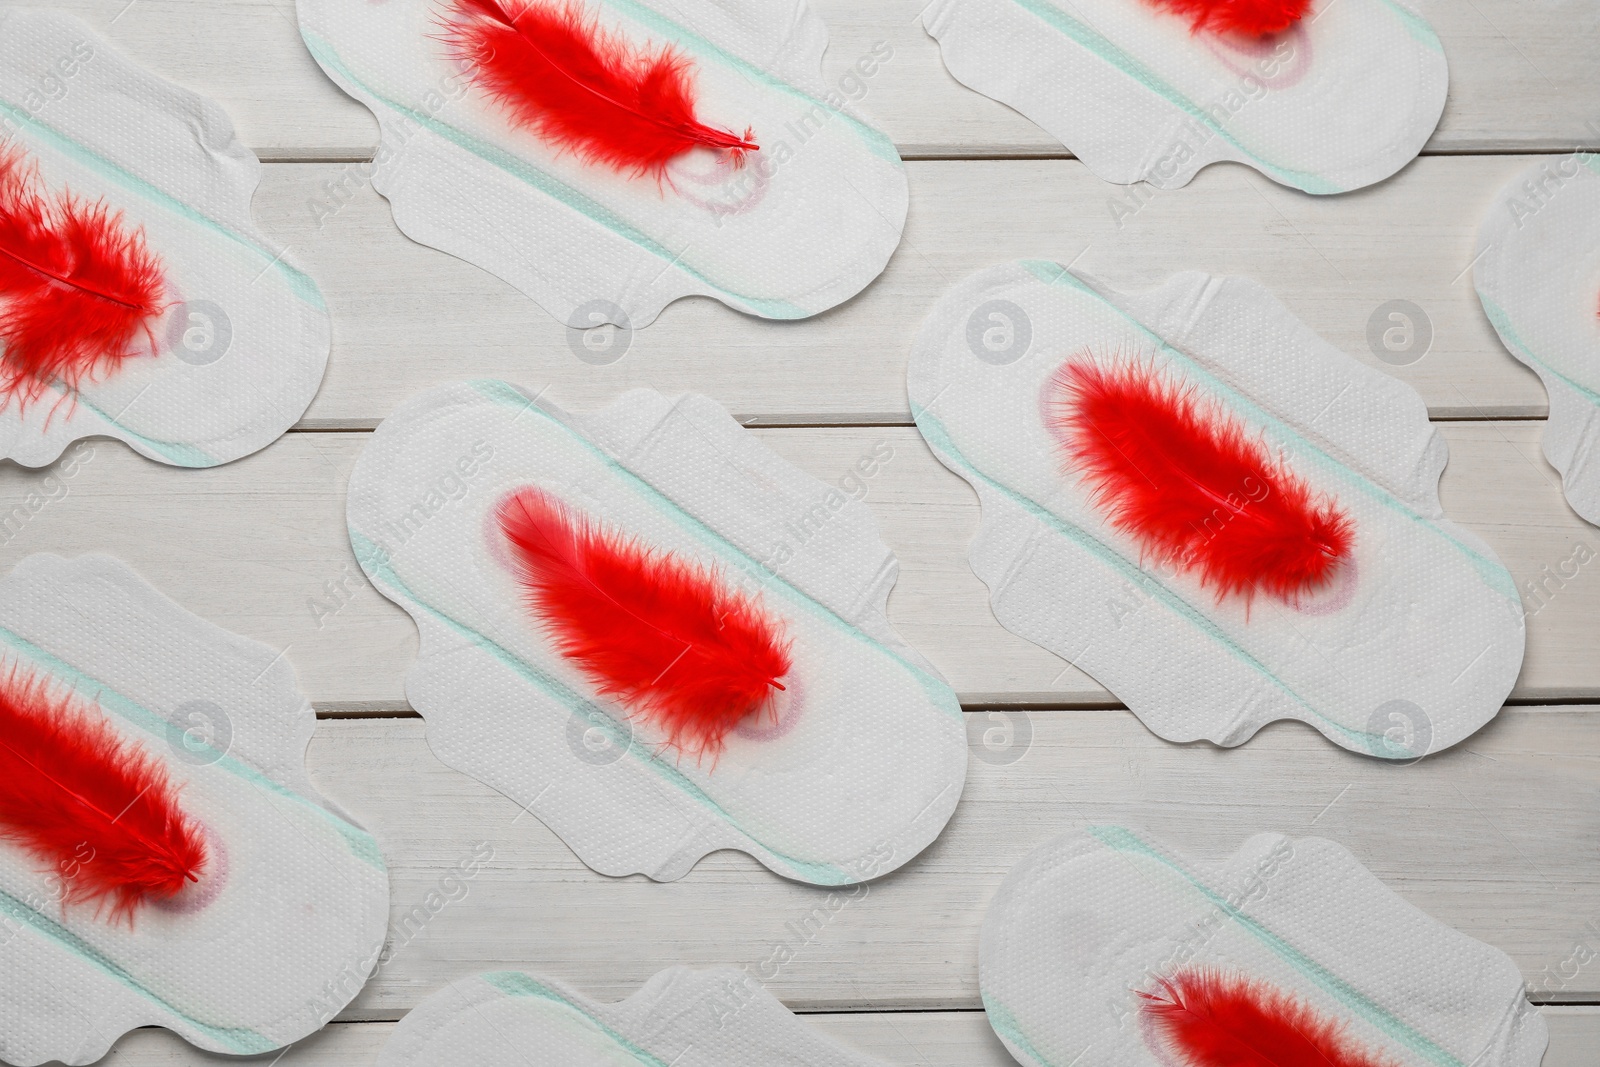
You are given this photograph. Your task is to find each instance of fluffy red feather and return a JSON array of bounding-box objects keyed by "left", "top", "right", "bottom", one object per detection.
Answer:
[
  {"left": 497, "top": 487, "right": 791, "bottom": 758},
  {"left": 0, "top": 145, "right": 167, "bottom": 409},
  {"left": 1144, "top": 0, "right": 1311, "bottom": 36},
  {"left": 1048, "top": 358, "right": 1353, "bottom": 605},
  {"left": 440, "top": 0, "right": 758, "bottom": 179},
  {"left": 0, "top": 664, "right": 207, "bottom": 922},
  {"left": 1139, "top": 969, "right": 1399, "bottom": 1067}
]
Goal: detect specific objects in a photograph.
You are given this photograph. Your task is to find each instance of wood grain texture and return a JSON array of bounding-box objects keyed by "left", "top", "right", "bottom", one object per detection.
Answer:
[
  {"left": 61, "top": 1007, "right": 1600, "bottom": 1065},
  {"left": 247, "top": 155, "right": 1554, "bottom": 428},
  {"left": 287, "top": 707, "right": 1600, "bottom": 1015},
  {"left": 16, "top": 0, "right": 1599, "bottom": 160},
  {"left": 0, "top": 424, "right": 1592, "bottom": 707}
]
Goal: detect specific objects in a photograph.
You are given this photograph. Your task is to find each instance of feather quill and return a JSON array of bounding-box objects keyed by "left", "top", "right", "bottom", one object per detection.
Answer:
[
  {"left": 1139, "top": 969, "right": 1399, "bottom": 1067},
  {"left": 0, "top": 664, "right": 207, "bottom": 922},
  {"left": 497, "top": 487, "right": 791, "bottom": 758},
  {"left": 440, "top": 0, "right": 758, "bottom": 179},
  {"left": 0, "top": 145, "right": 167, "bottom": 408},
  {"left": 1144, "top": 0, "right": 1311, "bottom": 36},
  {"left": 1048, "top": 358, "right": 1353, "bottom": 604}
]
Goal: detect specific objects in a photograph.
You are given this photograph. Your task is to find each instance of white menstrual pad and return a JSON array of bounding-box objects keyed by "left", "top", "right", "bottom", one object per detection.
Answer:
[
  {"left": 297, "top": 0, "right": 907, "bottom": 326},
  {"left": 0, "top": 553, "right": 389, "bottom": 1065},
  {"left": 379, "top": 966, "right": 890, "bottom": 1067},
  {"left": 1475, "top": 154, "right": 1600, "bottom": 526},
  {"left": 909, "top": 261, "right": 1523, "bottom": 758},
  {"left": 981, "top": 827, "right": 1546, "bottom": 1067},
  {"left": 346, "top": 382, "right": 966, "bottom": 884},
  {"left": 922, "top": 0, "right": 1446, "bottom": 193},
  {"left": 0, "top": 9, "right": 330, "bottom": 468}
]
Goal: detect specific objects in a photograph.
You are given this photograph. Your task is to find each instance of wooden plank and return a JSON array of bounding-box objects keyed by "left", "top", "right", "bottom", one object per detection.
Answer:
[
  {"left": 0, "top": 424, "right": 1593, "bottom": 706},
  {"left": 30, "top": 1, "right": 1600, "bottom": 160},
  {"left": 249, "top": 155, "right": 1553, "bottom": 428},
  {"left": 1537, "top": 1007, "right": 1600, "bottom": 1067},
  {"left": 69, "top": 1007, "right": 1600, "bottom": 1064},
  {"left": 300, "top": 707, "right": 1600, "bottom": 1013}
]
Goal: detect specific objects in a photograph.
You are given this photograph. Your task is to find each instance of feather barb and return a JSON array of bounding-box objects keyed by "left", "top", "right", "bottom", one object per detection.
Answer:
[
  {"left": 0, "top": 145, "right": 168, "bottom": 409},
  {"left": 1139, "top": 968, "right": 1399, "bottom": 1067},
  {"left": 1144, "top": 0, "right": 1312, "bottom": 36},
  {"left": 497, "top": 487, "right": 791, "bottom": 759},
  {"left": 440, "top": 0, "right": 758, "bottom": 179},
  {"left": 0, "top": 663, "right": 207, "bottom": 923},
  {"left": 1048, "top": 356, "right": 1353, "bottom": 605}
]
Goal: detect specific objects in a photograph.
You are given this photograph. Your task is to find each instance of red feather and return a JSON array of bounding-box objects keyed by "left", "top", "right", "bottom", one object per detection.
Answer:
[
  {"left": 1144, "top": 0, "right": 1311, "bottom": 36},
  {"left": 497, "top": 487, "right": 791, "bottom": 759},
  {"left": 1047, "top": 358, "right": 1353, "bottom": 605},
  {"left": 0, "top": 145, "right": 168, "bottom": 409},
  {"left": 1139, "top": 969, "right": 1399, "bottom": 1067},
  {"left": 439, "top": 0, "right": 758, "bottom": 180},
  {"left": 0, "top": 664, "right": 207, "bottom": 923}
]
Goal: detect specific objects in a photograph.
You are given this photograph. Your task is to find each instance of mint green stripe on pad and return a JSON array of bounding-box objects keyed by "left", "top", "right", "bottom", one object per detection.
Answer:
[
  {"left": 481, "top": 973, "right": 672, "bottom": 1067},
  {"left": 1089, "top": 826, "right": 1466, "bottom": 1067},
  {"left": 1374, "top": 0, "right": 1446, "bottom": 50},
  {"left": 981, "top": 991, "right": 1061, "bottom": 1067},
  {"left": 1005, "top": 0, "right": 1338, "bottom": 193},
  {"left": 1479, "top": 293, "right": 1600, "bottom": 407},
  {"left": 67, "top": 391, "right": 214, "bottom": 468},
  {"left": 0, "top": 888, "right": 277, "bottom": 1054}
]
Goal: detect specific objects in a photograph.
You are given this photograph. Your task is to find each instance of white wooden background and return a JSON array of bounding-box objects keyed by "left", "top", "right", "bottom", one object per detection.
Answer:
[{"left": 3, "top": 0, "right": 1599, "bottom": 1064}]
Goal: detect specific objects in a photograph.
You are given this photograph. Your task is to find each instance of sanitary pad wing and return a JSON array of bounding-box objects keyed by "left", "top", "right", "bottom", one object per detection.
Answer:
[
  {"left": 980, "top": 828, "right": 1546, "bottom": 1067},
  {"left": 379, "top": 966, "right": 888, "bottom": 1067},
  {"left": 346, "top": 382, "right": 965, "bottom": 884},
  {"left": 0, "top": 553, "right": 389, "bottom": 1066},
  {"left": 297, "top": 0, "right": 907, "bottom": 327},
  {"left": 1475, "top": 155, "right": 1600, "bottom": 525},
  {"left": 922, "top": 0, "right": 1446, "bottom": 194},
  {"left": 908, "top": 261, "right": 1522, "bottom": 757},
  {"left": 0, "top": 9, "right": 329, "bottom": 468}
]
